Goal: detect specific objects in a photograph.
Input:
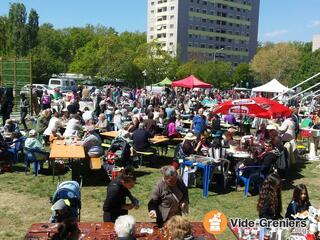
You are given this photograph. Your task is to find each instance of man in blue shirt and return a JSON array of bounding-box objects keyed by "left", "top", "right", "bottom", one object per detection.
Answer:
[{"left": 190, "top": 108, "right": 207, "bottom": 137}]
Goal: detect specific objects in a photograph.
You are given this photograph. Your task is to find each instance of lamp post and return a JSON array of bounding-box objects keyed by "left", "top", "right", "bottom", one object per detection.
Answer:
[
  {"left": 142, "top": 69, "right": 147, "bottom": 89},
  {"left": 213, "top": 48, "right": 224, "bottom": 62}
]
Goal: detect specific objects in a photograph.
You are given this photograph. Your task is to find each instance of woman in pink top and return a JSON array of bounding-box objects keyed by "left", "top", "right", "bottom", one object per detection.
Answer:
[{"left": 168, "top": 116, "right": 180, "bottom": 138}]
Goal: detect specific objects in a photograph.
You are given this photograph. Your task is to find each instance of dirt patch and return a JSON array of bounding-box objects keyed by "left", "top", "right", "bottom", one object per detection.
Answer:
[{"left": 0, "top": 192, "right": 50, "bottom": 239}]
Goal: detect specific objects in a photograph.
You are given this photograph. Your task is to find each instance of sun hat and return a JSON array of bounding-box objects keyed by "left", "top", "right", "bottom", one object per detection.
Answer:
[
  {"left": 184, "top": 132, "right": 197, "bottom": 141},
  {"left": 51, "top": 199, "right": 70, "bottom": 211}
]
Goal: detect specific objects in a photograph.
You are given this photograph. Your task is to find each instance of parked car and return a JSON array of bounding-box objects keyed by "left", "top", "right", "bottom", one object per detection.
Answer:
[
  {"left": 48, "top": 78, "right": 77, "bottom": 93},
  {"left": 20, "top": 84, "right": 54, "bottom": 97}
]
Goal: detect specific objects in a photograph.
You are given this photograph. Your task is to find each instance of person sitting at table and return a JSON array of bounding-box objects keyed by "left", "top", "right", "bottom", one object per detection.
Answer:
[
  {"left": 114, "top": 215, "right": 136, "bottom": 240},
  {"left": 43, "top": 111, "right": 63, "bottom": 137},
  {"left": 221, "top": 131, "right": 233, "bottom": 148},
  {"left": 224, "top": 113, "right": 237, "bottom": 125},
  {"left": 25, "top": 129, "right": 48, "bottom": 168},
  {"left": 211, "top": 114, "right": 221, "bottom": 135},
  {"left": 103, "top": 174, "right": 139, "bottom": 222},
  {"left": 164, "top": 215, "right": 205, "bottom": 240},
  {"left": 256, "top": 123, "right": 270, "bottom": 141},
  {"left": 36, "top": 109, "right": 51, "bottom": 139},
  {"left": 175, "top": 113, "right": 184, "bottom": 131},
  {"left": 82, "top": 125, "right": 103, "bottom": 157},
  {"left": 195, "top": 134, "right": 210, "bottom": 156},
  {"left": 3, "top": 119, "right": 19, "bottom": 140},
  {"left": 49, "top": 128, "right": 64, "bottom": 145},
  {"left": 167, "top": 115, "right": 181, "bottom": 139},
  {"left": 114, "top": 109, "right": 124, "bottom": 131},
  {"left": 257, "top": 173, "right": 283, "bottom": 220},
  {"left": 96, "top": 113, "right": 108, "bottom": 132},
  {"left": 63, "top": 114, "right": 82, "bottom": 138},
  {"left": 51, "top": 217, "right": 80, "bottom": 240},
  {"left": 132, "top": 123, "right": 156, "bottom": 154},
  {"left": 190, "top": 108, "right": 206, "bottom": 137},
  {"left": 128, "top": 117, "right": 140, "bottom": 133},
  {"left": 143, "top": 112, "right": 157, "bottom": 137},
  {"left": 285, "top": 184, "right": 311, "bottom": 220},
  {"left": 82, "top": 107, "right": 95, "bottom": 124},
  {"left": 178, "top": 132, "right": 197, "bottom": 158},
  {"left": 148, "top": 165, "right": 189, "bottom": 227}
]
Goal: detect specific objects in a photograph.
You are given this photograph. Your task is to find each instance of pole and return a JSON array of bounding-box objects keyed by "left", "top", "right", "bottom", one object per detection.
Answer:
[
  {"left": 29, "top": 55, "right": 33, "bottom": 116},
  {"left": 272, "top": 71, "right": 320, "bottom": 100},
  {"left": 214, "top": 48, "right": 224, "bottom": 62},
  {"left": 13, "top": 57, "right": 16, "bottom": 98},
  {"left": 0, "top": 57, "right": 2, "bottom": 86},
  {"left": 287, "top": 81, "right": 320, "bottom": 101}
]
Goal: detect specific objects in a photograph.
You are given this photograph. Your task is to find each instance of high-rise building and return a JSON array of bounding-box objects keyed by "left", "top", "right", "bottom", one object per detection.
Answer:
[
  {"left": 147, "top": 0, "right": 260, "bottom": 65},
  {"left": 312, "top": 35, "right": 320, "bottom": 52}
]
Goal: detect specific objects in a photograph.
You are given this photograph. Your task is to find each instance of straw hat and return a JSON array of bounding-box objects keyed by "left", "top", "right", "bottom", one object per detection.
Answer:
[{"left": 184, "top": 132, "right": 197, "bottom": 141}]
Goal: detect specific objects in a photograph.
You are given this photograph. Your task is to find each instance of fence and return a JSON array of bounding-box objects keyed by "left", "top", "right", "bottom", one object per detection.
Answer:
[{"left": 0, "top": 56, "right": 32, "bottom": 111}]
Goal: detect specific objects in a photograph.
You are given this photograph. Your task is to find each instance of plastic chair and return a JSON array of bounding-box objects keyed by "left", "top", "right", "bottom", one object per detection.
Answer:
[
  {"left": 24, "top": 148, "right": 46, "bottom": 176},
  {"left": 7, "top": 137, "right": 26, "bottom": 163},
  {"left": 235, "top": 165, "right": 267, "bottom": 197}
]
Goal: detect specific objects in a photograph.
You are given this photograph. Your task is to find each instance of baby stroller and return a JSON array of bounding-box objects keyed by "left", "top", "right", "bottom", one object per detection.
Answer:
[
  {"left": 103, "top": 137, "right": 132, "bottom": 175},
  {"left": 50, "top": 180, "right": 82, "bottom": 222}
]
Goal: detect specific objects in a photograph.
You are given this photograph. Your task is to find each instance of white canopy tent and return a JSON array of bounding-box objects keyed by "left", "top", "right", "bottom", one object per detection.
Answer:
[{"left": 251, "top": 79, "right": 290, "bottom": 93}]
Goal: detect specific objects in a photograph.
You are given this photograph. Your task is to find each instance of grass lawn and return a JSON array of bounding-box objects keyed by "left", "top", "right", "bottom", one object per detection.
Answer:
[{"left": 0, "top": 151, "right": 320, "bottom": 239}]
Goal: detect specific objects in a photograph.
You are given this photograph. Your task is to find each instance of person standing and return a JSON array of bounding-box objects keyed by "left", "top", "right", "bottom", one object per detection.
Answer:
[
  {"left": 148, "top": 165, "right": 189, "bottom": 227},
  {"left": 103, "top": 174, "right": 139, "bottom": 222},
  {"left": 20, "top": 93, "right": 29, "bottom": 130},
  {"left": 41, "top": 90, "right": 52, "bottom": 110},
  {"left": 190, "top": 108, "right": 206, "bottom": 137}
]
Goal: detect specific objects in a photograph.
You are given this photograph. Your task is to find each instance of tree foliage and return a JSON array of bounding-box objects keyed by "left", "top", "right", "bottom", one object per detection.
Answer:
[{"left": 250, "top": 43, "right": 300, "bottom": 85}]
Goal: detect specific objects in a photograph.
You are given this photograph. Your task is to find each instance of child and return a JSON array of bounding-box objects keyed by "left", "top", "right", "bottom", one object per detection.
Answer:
[
  {"left": 285, "top": 184, "right": 311, "bottom": 220},
  {"left": 49, "top": 128, "right": 64, "bottom": 145}
]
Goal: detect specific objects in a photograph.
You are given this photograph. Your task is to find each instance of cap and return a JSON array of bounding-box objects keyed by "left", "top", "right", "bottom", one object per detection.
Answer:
[{"left": 51, "top": 199, "right": 70, "bottom": 211}]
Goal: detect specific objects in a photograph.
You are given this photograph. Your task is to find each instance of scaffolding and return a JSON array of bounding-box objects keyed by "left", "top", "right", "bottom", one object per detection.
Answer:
[{"left": 0, "top": 56, "right": 32, "bottom": 111}]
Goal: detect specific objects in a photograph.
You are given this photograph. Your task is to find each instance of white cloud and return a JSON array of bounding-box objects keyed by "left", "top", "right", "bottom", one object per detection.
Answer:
[
  {"left": 309, "top": 20, "right": 320, "bottom": 27},
  {"left": 264, "top": 30, "right": 289, "bottom": 38}
]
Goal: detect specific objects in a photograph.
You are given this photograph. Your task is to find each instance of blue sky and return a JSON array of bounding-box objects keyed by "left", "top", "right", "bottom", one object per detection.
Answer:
[{"left": 1, "top": 0, "right": 320, "bottom": 43}]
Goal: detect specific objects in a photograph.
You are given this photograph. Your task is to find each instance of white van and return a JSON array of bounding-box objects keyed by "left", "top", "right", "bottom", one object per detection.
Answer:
[{"left": 48, "top": 78, "right": 77, "bottom": 93}]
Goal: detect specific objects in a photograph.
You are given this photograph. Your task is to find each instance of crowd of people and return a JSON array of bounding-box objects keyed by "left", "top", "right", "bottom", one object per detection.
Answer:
[{"left": 1, "top": 83, "right": 320, "bottom": 239}]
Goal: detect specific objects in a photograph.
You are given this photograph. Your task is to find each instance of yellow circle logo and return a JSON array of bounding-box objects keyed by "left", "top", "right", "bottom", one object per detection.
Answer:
[{"left": 203, "top": 210, "right": 228, "bottom": 235}]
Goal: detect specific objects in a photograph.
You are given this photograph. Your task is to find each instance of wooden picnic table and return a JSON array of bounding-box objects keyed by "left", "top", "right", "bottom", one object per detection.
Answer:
[
  {"left": 49, "top": 140, "right": 86, "bottom": 182},
  {"left": 24, "top": 222, "right": 217, "bottom": 240},
  {"left": 100, "top": 130, "right": 119, "bottom": 139},
  {"left": 49, "top": 140, "right": 85, "bottom": 159}
]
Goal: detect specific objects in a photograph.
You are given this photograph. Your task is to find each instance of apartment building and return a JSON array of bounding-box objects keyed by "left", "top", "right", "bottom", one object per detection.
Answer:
[
  {"left": 147, "top": 0, "right": 260, "bottom": 65},
  {"left": 312, "top": 35, "right": 320, "bottom": 52}
]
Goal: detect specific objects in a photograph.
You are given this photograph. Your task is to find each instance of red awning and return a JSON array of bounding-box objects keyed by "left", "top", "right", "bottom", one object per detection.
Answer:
[{"left": 171, "top": 75, "right": 212, "bottom": 89}]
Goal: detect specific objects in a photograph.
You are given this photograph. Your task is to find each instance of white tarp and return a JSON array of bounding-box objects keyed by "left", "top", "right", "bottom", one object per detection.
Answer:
[{"left": 251, "top": 79, "right": 290, "bottom": 93}]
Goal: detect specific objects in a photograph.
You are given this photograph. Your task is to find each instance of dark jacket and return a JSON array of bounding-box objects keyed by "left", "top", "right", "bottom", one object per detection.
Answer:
[
  {"left": 132, "top": 128, "right": 151, "bottom": 151},
  {"left": 285, "top": 200, "right": 311, "bottom": 220}
]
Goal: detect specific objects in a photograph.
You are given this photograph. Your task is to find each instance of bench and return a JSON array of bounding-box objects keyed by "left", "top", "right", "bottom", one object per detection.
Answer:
[
  {"left": 101, "top": 143, "right": 111, "bottom": 148},
  {"left": 135, "top": 151, "right": 155, "bottom": 167},
  {"left": 89, "top": 157, "right": 101, "bottom": 170}
]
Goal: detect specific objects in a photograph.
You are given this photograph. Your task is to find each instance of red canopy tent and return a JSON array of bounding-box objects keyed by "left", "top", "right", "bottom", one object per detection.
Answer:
[{"left": 171, "top": 75, "right": 212, "bottom": 89}]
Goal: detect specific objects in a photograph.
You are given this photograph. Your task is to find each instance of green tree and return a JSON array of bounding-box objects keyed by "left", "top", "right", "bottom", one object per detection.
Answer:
[
  {"left": 250, "top": 43, "right": 300, "bottom": 85},
  {"left": 0, "top": 16, "right": 9, "bottom": 55},
  {"left": 8, "top": 3, "right": 28, "bottom": 56},
  {"left": 133, "top": 41, "right": 177, "bottom": 87},
  {"left": 27, "top": 9, "right": 39, "bottom": 50},
  {"left": 232, "top": 63, "right": 254, "bottom": 88}
]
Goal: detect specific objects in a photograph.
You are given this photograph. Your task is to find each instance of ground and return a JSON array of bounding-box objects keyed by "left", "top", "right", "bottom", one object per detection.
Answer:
[{"left": 0, "top": 151, "right": 319, "bottom": 239}]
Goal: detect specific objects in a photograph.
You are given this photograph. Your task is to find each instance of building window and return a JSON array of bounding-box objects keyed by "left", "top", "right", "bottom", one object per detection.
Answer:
[
  {"left": 195, "top": 25, "right": 199, "bottom": 30},
  {"left": 189, "top": 34, "right": 193, "bottom": 38},
  {"left": 229, "top": 23, "right": 233, "bottom": 26},
  {"left": 171, "top": 6, "right": 174, "bottom": 10},
  {"left": 151, "top": 1, "right": 154, "bottom": 5},
  {"left": 201, "top": 44, "right": 206, "bottom": 48},
  {"left": 151, "top": 10, "right": 154, "bottom": 14},
  {"left": 188, "top": 42, "right": 193, "bottom": 47},
  {"left": 190, "top": 7, "right": 194, "bottom": 11},
  {"left": 170, "top": 15, "right": 174, "bottom": 19},
  {"left": 170, "top": 33, "right": 174, "bottom": 37},
  {"left": 170, "top": 24, "right": 174, "bottom": 28},
  {"left": 202, "top": 18, "right": 206, "bottom": 23},
  {"left": 209, "top": 45, "right": 213, "bottom": 49},
  {"left": 150, "top": 27, "right": 154, "bottom": 31},
  {"left": 150, "top": 35, "right": 154, "bottom": 39},
  {"left": 202, "top": 0, "right": 207, "bottom": 5},
  {"left": 170, "top": 42, "right": 173, "bottom": 45},
  {"left": 201, "top": 27, "right": 206, "bottom": 31},
  {"left": 202, "top": 9, "right": 207, "bottom": 14}
]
